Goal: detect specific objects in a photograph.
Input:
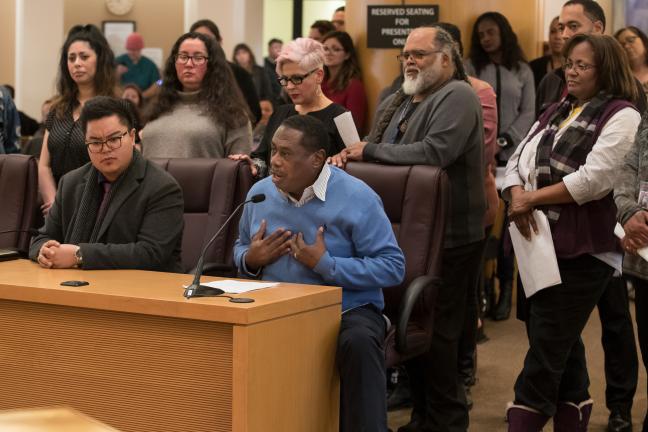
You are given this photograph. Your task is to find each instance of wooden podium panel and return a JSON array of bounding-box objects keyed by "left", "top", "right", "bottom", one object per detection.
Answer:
[
  {"left": 0, "top": 260, "right": 341, "bottom": 432},
  {"left": 0, "top": 407, "right": 121, "bottom": 431}
]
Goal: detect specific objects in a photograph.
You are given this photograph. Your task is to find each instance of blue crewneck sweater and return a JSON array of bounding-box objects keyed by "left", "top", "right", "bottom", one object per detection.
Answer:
[{"left": 234, "top": 166, "right": 405, "bottom": 311}]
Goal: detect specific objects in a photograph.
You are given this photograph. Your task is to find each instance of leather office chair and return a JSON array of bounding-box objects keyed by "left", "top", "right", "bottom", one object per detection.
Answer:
[
  {"left": 0, "top": 154, "right": 39, "bottom": 255},
  {"left": 151, "top": 158, "right": 254, "bottom": 274},
  {"left": 344, "top": 162, "right": 448, "bottom": 367}
]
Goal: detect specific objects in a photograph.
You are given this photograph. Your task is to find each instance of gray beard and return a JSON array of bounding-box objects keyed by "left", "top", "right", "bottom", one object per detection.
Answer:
[{"left": 402, "top": 67, "right": 433, "bottom": 95}]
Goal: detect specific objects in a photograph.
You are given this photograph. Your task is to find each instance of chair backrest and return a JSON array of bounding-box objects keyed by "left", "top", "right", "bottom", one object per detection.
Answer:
[
  {"left": 0, "top": 154, "right": 39, "bottom": 253},
  {"left": 151, "top": 158, "right": 254, "bottom": 273},
  {"left": 344, "top": 162, "right": 448, "bottom": 319}
]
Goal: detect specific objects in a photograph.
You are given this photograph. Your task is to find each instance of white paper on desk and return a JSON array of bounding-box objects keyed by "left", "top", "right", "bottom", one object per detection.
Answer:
[
  {"left": 509, "top": 210, "right": 562, "bottom": 298},
  {"left": 614, "top": 222, "right": 648, "bottom": 262},
  {"left": 333, "top": 111, "right": 360, "bottom": 148},
  {"left": 197, "top": 280, "right": 278, "bottom": 294}
]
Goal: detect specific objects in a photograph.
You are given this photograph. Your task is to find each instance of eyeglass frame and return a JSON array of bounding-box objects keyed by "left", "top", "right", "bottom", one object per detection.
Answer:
[
  {"left": 174, "top": 53, "right": 209, "bottom": 66},
  {"left": 561, "top": 61, "right": 596, "bottom": 73},
  {"left": 277, "top": 68, "right": 319, "bottom": 86},
  {"left": 85, "top": 131, "right": 129, "bottom": 153},
  {"left": 396, "top": 49, "right": 443, "bottom": 63}
]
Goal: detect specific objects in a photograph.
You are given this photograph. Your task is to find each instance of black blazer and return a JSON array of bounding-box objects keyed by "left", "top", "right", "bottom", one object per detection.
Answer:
[{"left": 30, "top": 152, "right": 184, "bottom": 272}]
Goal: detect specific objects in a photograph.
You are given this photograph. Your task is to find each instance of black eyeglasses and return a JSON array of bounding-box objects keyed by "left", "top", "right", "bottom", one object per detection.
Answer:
[
  {"left": 175, "top": 53, "right": 209, "bottom": 65},
  {"left": 396, "top": 50, "right": 442, "bottom": 63},
  {"left": 85, "top": 131, "right": 128, "bottom": 153},
  {"left": 277, "top": 69, "right": 318, "bottom": 86}
]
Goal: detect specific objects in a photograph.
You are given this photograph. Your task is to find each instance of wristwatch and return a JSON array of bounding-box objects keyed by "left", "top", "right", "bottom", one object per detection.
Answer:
[{"left": 74, "top": 246, "right": 83, "bottom": 268}]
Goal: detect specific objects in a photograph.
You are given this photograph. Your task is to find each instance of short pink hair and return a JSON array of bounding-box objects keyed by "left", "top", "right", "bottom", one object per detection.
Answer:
[{"left": 276, "top": 37, "right": 325, "bottom": 75}]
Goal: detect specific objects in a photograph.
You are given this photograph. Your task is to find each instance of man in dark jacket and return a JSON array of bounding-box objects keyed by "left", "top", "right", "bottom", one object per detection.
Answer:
[{"left": 30, "top": 96, "right": 184, "bottom": 273}]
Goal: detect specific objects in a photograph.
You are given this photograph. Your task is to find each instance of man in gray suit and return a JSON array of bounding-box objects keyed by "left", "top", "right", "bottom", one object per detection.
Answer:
[{"left": 30, "top": 96, "right": 184, "bottom": 272}]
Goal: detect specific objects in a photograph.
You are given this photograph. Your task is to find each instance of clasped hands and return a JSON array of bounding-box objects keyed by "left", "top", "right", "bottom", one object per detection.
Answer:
[
  {"left": 244, "top": 219, "right": 327, "bottom": 272},
  {"left": 37, "top": 240, "right": 79, "bottom": 269},
  {"left": 622, "top": 210, "right": 648, "bottom": 256},
  {"left": 327, "top": 141, "right": 367, "bottom": 168}
]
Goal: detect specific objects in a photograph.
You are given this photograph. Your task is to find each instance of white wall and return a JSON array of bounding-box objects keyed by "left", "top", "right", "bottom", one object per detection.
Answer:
[
  {"left": 16, "top": 0, "right": 64, "bottom": 119},
  {"left": 302, "top": 0, "right": 345, "bottom": 36}
]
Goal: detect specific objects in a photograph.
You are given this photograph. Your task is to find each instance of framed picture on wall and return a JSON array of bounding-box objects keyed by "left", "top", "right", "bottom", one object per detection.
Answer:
[{"left": 102, "top": 20, "right": 136, "bottom": 57}]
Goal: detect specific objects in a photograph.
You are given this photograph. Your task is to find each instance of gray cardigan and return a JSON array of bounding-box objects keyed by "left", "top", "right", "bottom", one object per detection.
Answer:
[
  {"left": 615, "top": 112, "right": 648, "bottom": 279},
  {"left": 363, "top": 79, "right": 486, "bottom": 248}
]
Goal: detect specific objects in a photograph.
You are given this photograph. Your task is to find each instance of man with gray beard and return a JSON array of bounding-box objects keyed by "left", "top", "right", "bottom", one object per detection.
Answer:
[{"left": 330, "top": 26, "right": 486, "bottom": 432}]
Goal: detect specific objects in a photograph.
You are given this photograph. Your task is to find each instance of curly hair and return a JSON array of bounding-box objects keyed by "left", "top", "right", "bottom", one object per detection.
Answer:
[
  {"left": 469, "top": 12, "right": 527, "bottom": 74},
  {"left": 322, "top": 31, "right": 362, "bottom": 92},
  {"left": 52, "top": 24, "right": 116, "bottom": 118},
  {"left": 147, "top": 32, "right": 250, "bottom": 129}
]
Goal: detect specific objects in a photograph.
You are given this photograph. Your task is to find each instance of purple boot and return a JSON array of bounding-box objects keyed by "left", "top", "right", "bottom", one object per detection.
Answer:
[
  {"left": 506, "top": 403, "right": 550, "bottom": 432},
  {"left": 553, "top": 399, "right": 593, "bottom": 432}
]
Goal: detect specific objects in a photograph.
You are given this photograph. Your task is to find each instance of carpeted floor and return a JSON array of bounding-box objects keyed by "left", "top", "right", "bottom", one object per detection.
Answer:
[{"left": 388, "top": 304, "right": 647, "bottom": 431}]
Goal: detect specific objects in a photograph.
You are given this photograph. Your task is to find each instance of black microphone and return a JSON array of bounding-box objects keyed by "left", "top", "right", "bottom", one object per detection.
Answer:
[{"left": 184, "top": 193, "right": 266, "bottom": 300}]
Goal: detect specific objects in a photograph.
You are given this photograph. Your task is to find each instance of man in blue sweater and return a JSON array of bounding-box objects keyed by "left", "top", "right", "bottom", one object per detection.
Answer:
[{"left": 234, "top": 114, "right": 405, "bottom": 432}]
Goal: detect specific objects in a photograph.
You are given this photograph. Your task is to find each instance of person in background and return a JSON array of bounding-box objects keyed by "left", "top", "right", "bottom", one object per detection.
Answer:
[
  {"left": 264, "top": 38, "right": 284, "bottom": 103},
  {"left": 30, "top": 96, "right": 184, "bottom": 273},
  {"left": 21, "top": 99, "right": 53, "bottom": 157},
  {"left": 466, "top": 11, "right": 535, "bottom": 165},
  {"left": 0, "top": 85, "right": 21, "bottom": 154},
  {"left": 115, "top": 33, "right": 160, "bottom": 100},
  {"left": 121, "top": 84, "right": 143, "bottom": 110},
  {"left": 308, "top": 20, "right": 336, "bottom": 42},
  {"left": 2, "top": 84, "right": 38, "bottom": 137},
  {"left": 502, "top": 34, "right": 640, "bottom": 432},
  {"left": 529, "top": 17, "right": 564, "bottom": 89},
  {"left": 230, "top": 37, "right": 346, "bottom": 178},
  {"left": 322, "top": 31, "right": 367, "bottom": 133},
  {"left": 332, "top": 6, "right": 345, "bottom": 31},
  {"left": 615, "top": 26, "right": 648, "bottom": 97},
  {"left": 39, "top": 24, "right": 117, "bottom": 215},
  {"left": 253, "top": 98, "right": 274, "bottom": 148},
  {"left": 141, "top": 32, "right": 251, "bottom": 159},
  {"left": 190, "top": 19, "right": 261, "bottom": 123},
  {"left": 232, "top": 43, "right": 274, "bottom": 103},
  {"left": 465, "top": 11, "right": 535, "bottom": 323}
]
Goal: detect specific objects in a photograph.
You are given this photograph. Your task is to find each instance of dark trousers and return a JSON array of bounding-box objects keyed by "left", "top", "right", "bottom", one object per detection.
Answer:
[
  {"left": 514, "top": 255, "right": 613, "bottom": 416},
  {"left": 337, "top": 304, "right": 388, "bottom": 432},
  {"left": 406, "top": 240, "right": 485, "bottom": 432},
  {"left": 598, "top": 276, "right": 637, "bottom": 414},
  {"left": 630, "top": 277, "right": 648, "bottom": 431}
]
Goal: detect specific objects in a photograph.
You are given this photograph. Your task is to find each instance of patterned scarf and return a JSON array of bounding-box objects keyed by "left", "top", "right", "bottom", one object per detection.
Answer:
[
  {"left": 535, "top": 91, "right": 613, "bottom": 222},
  {"left": 65, "top": 150, "right": 138, "bottom": 244}
]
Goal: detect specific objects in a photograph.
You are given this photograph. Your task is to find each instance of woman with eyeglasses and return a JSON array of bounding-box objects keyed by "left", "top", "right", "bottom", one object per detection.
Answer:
[
  {"left": 230, "top": 37, "right": 346, "bottom": 177},
  {"left": 141, "top": 32, "right": 251, "bottom": 159},
  {"left": 38, "top": 24, "right": 117, "bottom": 215},
  {"left": 321, "top": 31, "right": 367, "bottom": 133},
  {"left": 501, "top": 34, "right": 641, "bottom": 431},
  {"left": 615, "top": 26, "right": 648, "bottom": 97}
]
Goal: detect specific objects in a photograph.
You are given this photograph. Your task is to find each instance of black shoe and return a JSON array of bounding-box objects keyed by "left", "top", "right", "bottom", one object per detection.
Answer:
[
  {"left": 608, "top": 410, "right": 632, "bottom": 432},
  {"left": 493, "top": 281, "right": 512, "bottom": 321}
]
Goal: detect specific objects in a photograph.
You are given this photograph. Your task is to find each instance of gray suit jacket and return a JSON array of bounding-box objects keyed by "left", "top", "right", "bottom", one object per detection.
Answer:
[{"left": 30, "top": 153, "right": 184, "bottom": 272}]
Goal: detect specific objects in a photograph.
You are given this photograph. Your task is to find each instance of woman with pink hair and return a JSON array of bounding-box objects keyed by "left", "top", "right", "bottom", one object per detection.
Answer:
[{"left": 230, "top": 37, "right": 346, "bottom": 177}]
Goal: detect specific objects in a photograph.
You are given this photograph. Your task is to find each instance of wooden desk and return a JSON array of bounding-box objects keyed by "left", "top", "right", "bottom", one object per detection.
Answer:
[
  {"left": 0, "top": 260, "right": 341, "bottom": 432},
  {"left": 0, "top": 406, "right": 120, "bottom": 432}
]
